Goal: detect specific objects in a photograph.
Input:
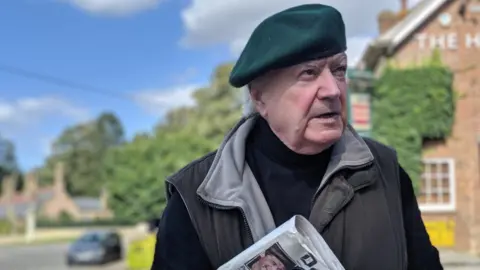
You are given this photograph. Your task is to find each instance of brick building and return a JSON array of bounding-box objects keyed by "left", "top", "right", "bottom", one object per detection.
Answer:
[
  {"left": 0, "top": 162, "right": 112, "bottom": 222},
  {"left": 358, "top": 0, "right": 480, "bottom": 253}
]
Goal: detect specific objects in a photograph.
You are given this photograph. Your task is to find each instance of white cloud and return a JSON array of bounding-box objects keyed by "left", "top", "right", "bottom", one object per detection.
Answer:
[
  {"left": 172, "top": 67, "right": 199, "bottom": 84},
  {"left": 346, "top": 37, "right": 374, "bottom": 67},
  {"left": 39, "top": 136, "right": 56, "bottom": 157},
  {"left": 63, "top": 0, "right": 161, "bottom": 16},
  {"left": 0, "top": 96, "right": 90, "bottom": 169},
  {"left": 0, "top": 97, "right": 89, "bottom": 128},
  {"left": 0, "top": 96, "right": 90, "bottom": 140},
  {"left": 133, "top": 85, "right": 199, "bottom": 116},
  {"left": 181, "top": 0, "right": 417, "bottom": 66}
]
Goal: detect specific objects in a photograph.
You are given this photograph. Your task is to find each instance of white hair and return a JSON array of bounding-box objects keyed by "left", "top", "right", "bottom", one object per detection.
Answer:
[
  {"left": 242, "top": 85, "right": 257, "bottom": 117},
  {"left": 242, "top": 73, "right": 274, "bottom": 117}
]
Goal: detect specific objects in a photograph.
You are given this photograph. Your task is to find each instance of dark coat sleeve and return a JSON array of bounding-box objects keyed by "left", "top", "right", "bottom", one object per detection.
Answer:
[
  {"left": 400, "top": 165, "right": 443, "bottom": 270},
  {"left": 151, "top": 191, "right": 213, "bottom": 270}
]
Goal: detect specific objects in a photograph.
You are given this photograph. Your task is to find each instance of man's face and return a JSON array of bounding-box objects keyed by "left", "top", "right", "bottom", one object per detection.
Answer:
[
  {"left": 251, "top": 52, "right": 348, "bottom": 154},
  {"left": 252, "top": 255, "right": 286, "bottom": 270}
]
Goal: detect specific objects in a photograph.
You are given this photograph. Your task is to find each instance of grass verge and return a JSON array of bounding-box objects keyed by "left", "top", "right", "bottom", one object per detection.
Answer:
[{"left": 0, "top": 236, "right": 78, "bottom": 247}]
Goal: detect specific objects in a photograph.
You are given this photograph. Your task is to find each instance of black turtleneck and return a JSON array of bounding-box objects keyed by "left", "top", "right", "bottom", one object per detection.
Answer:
[
  {"left": 245, "top": 117, "right": 332, "bottom": 226},
  {"left": 153, "top": 116, "right": 443, "bottom": 270}
]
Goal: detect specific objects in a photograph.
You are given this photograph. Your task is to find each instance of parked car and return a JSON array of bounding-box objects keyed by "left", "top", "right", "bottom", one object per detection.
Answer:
[{"left": 66, "top": 230, "right": 122, "bottom": 266}]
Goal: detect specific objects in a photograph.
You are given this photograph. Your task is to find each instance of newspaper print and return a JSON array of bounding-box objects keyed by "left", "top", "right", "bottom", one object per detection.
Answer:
[{"left": 218, "top": 215, "right": 344, "bottom": 270}]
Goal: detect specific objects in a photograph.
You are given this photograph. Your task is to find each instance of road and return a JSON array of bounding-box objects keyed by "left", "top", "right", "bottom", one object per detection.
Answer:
[
  {"left": 1, "top": 243, "right": 479, "bottom": 270},
  {"left": 441, "top": 249, "right": 480, "bottom": 270},
  {"left": 443, "top": 266, "right": 480, "bottom": 270},
  {"left": 0, "top": 243, "right": 125, "bottom": 270}
]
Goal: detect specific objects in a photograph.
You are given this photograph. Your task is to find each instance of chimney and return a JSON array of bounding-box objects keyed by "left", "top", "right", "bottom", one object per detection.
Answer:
[
  {"left": 23, "top": 171, "right": 38, "bottom": 199},
  {"left": 1, "top": 174, "right": 15, "bottom": 202},
  {"left": 378, "top": 1, "right": 409, "bottom": 35},
  {"left": 378, "top": 10, "right": 400, "bottom": 35},
  {"left": 399, "top": 0, "right": 408, "bottom": 19},
  {"left": 54, "top": 162, "right": 66, "bottom": 195}
]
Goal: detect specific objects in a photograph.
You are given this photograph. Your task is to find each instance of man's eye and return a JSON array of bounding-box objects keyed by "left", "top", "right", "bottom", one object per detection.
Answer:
[
  {"left": 300, "top": 68, "right": 318, "bottom": 78},
  {"left": 332, "top": 66, "right": 347, "bottom": 77}
]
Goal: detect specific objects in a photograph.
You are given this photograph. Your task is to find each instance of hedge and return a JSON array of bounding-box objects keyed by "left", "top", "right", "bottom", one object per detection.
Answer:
[
  {"left": 372, "top": 54, "right": 455, "bottom": 192},
  {"left": 0, "top": 220, "right": 25, "bottom": 235},
  {"left": 36, "top": 218, "right": 135, "bottom": 228}
]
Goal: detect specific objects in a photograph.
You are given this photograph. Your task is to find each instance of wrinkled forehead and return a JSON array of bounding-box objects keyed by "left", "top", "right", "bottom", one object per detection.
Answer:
[
  {"left": 247, "top": 52, "right": 348, "bottom": 92},
  {"left": 296, "top": 52, "right": 348, "bottom": 68},
  {"left": 268, "top": 52, "right": 347, "bottom": 77}
]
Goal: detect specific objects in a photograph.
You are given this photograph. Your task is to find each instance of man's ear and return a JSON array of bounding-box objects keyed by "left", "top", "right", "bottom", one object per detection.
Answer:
[{"left": 249, "top": 87, "right": 268, "bottom": 117}]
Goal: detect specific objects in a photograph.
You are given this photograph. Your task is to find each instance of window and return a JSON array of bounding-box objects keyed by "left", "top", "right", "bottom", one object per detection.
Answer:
[
  {"left": 417, "top": 158, "right": 456, "bottom": 212},
  {"left": 78, "top": 232, "right": 103, "bottom": 243},
  {"left": 105, "top": 234, "right": 119, "bottom": 246}
]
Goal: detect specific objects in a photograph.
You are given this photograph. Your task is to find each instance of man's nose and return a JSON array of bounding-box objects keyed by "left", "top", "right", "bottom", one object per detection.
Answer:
[{"left": 316, "top": 69, "right": 341, "bottom": 99}]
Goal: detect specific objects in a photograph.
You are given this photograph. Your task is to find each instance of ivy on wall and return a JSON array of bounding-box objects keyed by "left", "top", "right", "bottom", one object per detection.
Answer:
[{"left": 371, "top": 52, "right": 456, "bottom": 191}]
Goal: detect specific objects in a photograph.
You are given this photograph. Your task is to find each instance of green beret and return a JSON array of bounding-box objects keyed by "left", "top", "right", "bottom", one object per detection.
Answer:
[{"left": 229, "top": 4, "right": 347, "bottom": 88}]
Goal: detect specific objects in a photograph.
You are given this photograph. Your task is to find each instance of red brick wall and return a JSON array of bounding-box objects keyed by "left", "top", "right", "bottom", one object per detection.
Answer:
[
  {"left": 379, "top": 0, "right": 480, "bottom": 253},
  {"left": 41, "top": 192, "right": 81, "bottom": 219}
]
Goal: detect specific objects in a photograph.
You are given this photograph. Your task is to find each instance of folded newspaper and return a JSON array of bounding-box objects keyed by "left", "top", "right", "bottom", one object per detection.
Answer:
[{"left": 218, "top": 215, "right": 344, "bottom": 270}]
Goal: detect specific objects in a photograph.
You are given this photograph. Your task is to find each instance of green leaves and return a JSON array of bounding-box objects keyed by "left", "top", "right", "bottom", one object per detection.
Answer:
[
  {"left": 38, "top": 112, "right": 125, "bottom": 196},
  {"left": 372, "top": 59, "right": 455, "bottom": 192},
  {"left": 0, "top": 136, "right": 18, "bottom": 193},
  {"left": 0, "top": 136, "right": 17, "bottom": 175},
  {"left": 101, "top": 62, "right": 242, "bottom": 222}
]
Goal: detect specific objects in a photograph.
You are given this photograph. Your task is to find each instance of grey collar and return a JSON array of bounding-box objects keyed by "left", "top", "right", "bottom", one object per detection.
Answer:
[{"left": 196, "top": 114, "right": 374, "bottom": 241}]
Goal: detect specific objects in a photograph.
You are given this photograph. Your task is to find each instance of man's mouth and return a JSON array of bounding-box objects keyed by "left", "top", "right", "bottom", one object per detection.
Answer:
[{"left": 315, "top": 112, "right": 339, "bottom": 119}]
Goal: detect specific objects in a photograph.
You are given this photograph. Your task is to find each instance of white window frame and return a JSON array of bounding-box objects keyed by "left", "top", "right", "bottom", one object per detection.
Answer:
[{"left": 418, "top": 158, "right": 456, "bottom": 213}]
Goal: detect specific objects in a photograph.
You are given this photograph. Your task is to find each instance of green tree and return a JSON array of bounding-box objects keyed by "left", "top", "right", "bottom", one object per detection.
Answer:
[
  {"left": 104, "top": 63, "right": 242, "bottom": 222},
  {"left": 0, "top": 136, "right": 17, "bottom": 173},
  {"left": 0, "top": 136, "right": 18, "bottom": 192},
  {"left": 39, "top": 112, "right": 125, "bottom": 196},
  {"left": 156, "top": 63, "right": 243, "bottom": 142},
  {"left": 102, "top": 131, "right": 215, "bottom": 222}
]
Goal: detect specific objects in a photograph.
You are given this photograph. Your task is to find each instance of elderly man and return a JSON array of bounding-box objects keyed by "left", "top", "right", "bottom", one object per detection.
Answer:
[{"left": 152, "top": 4, "right": 442, "bottom": 270}]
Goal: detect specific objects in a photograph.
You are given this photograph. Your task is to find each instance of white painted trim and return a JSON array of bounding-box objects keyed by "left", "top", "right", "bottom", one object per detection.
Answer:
[
  {"left": 358, "top": 0, "right": 449, "bottom": 70},
  {"left": 418, "top": 158, "right": 456, "bottom": 213},
  {"left": 390, "top": 0, "right": 448, "bottom": 51}
]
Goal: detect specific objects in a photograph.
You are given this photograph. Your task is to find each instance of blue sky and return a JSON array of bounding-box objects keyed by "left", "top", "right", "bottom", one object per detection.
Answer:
[
  {"left": 0, "top": 0, "right": 406, "bottom": 171},
  {"left": 0, "top": 0, "right": 232, "bottom": 170}
]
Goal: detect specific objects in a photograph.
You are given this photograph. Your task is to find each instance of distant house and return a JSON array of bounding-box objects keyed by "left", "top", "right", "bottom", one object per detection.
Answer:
[
  {"left": 0, "top": 162, "right": 112, "bottom": 221},
  {"left": 357, "top": 0, "right": 480, "bottom": 253}
]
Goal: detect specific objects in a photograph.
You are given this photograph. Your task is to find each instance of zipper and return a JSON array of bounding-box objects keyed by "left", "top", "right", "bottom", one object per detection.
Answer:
[{"left": 197, "top": 195, "right": 254, "bottom": 242}]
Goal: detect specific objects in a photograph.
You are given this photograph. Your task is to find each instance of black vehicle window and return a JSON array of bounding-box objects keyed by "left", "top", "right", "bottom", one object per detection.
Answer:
[
  {"left": 78, "top": 233, "right": 102, "bottom": 243},
  {"left": 106, "top": 234, "right": 118, "bottom": 246}
]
